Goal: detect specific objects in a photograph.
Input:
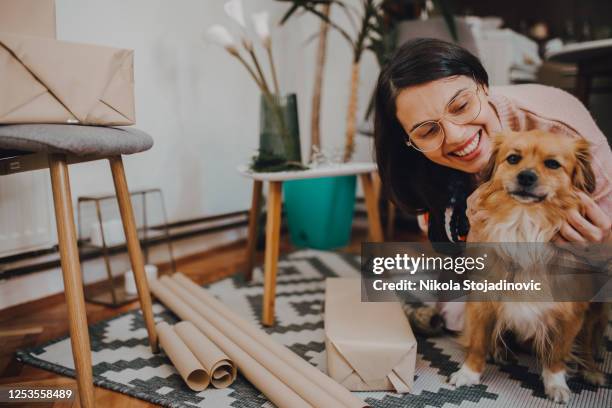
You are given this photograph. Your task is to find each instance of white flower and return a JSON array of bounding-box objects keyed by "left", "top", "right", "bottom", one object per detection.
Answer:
[
  {"left": 206, "top": 24, "right": 236, "bottom": 48},
  {"left": 252, "top": 11, "right": 270, "bottom": 43},
  {"left": 224, "top": 0, "right": 246, "bottom": 28}
]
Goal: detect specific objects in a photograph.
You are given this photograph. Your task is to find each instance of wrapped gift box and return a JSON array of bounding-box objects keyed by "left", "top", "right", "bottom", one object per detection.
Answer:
[
  {"left": 0, "top": 33, "right": 135, "bottom": 125},
  {"left": 324, "top": 278, "right": 417, "bottom": 393},
  {"left": 0, "top": 0, "right": 56, "bottom": 38}
]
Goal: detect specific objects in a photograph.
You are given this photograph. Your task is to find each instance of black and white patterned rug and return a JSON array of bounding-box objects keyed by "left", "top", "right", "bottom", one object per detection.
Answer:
[{"left": 16, "top": 249, "right": 612, "bottom": 407}]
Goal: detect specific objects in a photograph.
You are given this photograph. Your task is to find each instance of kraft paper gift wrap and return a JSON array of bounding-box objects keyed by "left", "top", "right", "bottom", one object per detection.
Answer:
[
  {"left": 0, "top": 33, "right": 135, "bottom": 125},
  {"left": 0, "top": 0, "right": 57, "bottom": 38},
  {"left": 325, "top": 278, "right": 417, "bottom": 393}
]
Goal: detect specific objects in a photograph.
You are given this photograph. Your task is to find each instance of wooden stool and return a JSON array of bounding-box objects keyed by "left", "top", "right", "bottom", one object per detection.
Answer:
[
  {"left": 0, "top": 124, "right": 159, "bottom": 408},
  {"left": 239, "top": 162, "right": 383, "bottom": 326}
]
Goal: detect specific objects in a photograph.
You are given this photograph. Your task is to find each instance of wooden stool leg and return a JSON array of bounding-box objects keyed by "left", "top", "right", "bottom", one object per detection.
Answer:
[
  {"left": 109, "top": 156, "right": 159, "bottom": 353},
  {"left": 262, "top": 181, "right": 282, "bottom": 326},
  {"left": 245, "top": 180, "right": 263, "bottom": 281},
  {"left": 48, "top": 154, "right": 95, "bottom": 408},
  {"left": 360, "top": 173, "right": 384, "bottom": 242}
]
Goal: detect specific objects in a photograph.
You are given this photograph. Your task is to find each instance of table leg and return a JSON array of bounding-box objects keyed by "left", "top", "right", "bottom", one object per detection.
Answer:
[
  {"left": 262, "top": 181, "right": 282, "bottom": 326},
  {"left": 360, "top": 173, "right": 383, "bottom": 242},
  {"left": 49, "top": 154, "right": 95, "bottom": 408},
  {"left": 245, "top": 180, "right": 263, "bottom": 281}
]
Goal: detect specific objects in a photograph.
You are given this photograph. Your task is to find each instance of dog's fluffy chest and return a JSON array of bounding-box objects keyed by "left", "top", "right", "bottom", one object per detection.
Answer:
[
  {"left": 499, "top": 303, "right": 556, "bottom": 340},
  {"left": 482, "top": 206, "right": 559, "bottom": 242}
]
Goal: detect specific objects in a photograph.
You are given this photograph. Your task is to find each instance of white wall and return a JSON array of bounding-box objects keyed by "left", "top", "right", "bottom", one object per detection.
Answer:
[{"left": 54, "top": 0, "right": 379, "bottom": 223}]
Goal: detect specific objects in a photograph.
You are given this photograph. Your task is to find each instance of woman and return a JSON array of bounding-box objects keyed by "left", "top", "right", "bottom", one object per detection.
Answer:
[{"left": 374, "top": 38, "right": 612, "bottom": 331}]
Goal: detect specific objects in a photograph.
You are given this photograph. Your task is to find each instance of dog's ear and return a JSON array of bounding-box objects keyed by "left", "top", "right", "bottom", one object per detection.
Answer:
[
  {"left": 480, "top": 133, "right": 505, "bottom": 182},
  {"left": 573, "top": 138, "right": 596, "bottom": 193}
]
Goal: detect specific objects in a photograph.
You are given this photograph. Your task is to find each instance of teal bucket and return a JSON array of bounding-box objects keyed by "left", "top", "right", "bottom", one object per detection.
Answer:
[{"left": 283, "top": 175, "right": 357, "bottom": 249}]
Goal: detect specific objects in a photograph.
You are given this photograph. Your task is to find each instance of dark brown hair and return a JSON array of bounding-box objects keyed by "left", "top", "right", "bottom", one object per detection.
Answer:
[{"left": 374, "top": 38, "right": 489, "bottom": 238}]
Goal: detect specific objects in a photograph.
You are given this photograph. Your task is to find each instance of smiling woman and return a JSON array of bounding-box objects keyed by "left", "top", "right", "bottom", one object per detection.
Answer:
[
  {"left": 374, "top": 38, "right": 612, "bottom": 332},
  {"left": 374, "top": 38, "right": 612, "bottom": 246}
]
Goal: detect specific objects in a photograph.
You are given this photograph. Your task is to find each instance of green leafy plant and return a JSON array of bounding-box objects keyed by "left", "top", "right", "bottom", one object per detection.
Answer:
[
  {"left": 277, "top": 0, "right": 379, "bottom": 162},
  {"left": 277, "top": 0, "right": 456, "bottom": 161}
]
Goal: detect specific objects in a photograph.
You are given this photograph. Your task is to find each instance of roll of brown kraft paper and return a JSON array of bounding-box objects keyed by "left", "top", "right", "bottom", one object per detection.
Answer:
[
  {"left": 156, "top": 321, "right": 209, "bottom": 391},
  {"left": 168, "top": 274, "right": 370, "bottom": 408},
  {"left": 149, "top": 279, "right": 312, "bottom": 408},
  {"left": 160, "top": 276, "right": 355, "bottom": 408},
  {"left": 174, "top": 321, "right": 237, "bottom": 388}
]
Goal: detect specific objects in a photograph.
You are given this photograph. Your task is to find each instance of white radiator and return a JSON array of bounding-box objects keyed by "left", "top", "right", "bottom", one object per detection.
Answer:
[{"left": 0, "top": 171, "right": 56, "bottom": 257}]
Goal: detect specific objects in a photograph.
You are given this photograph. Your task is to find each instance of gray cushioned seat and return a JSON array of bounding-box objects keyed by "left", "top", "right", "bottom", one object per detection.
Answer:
[{"left": 0, "top": 124, "right": 153, "bottom": 156}]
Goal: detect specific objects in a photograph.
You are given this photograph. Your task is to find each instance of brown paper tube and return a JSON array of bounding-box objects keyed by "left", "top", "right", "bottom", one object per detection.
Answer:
[
  {"left": 150, "top": 279, "right": 312, "bottom": 408},
  {"left": 156, "top": 321, "right": 210, "bottom": 391},
  {"left": 211, "top": 364, "right": 234, "bottom": 388},
  {"left": 162, "top": 276, "right": 367, "bottom": 408},
  {"left": 172, "top": 273, "right": 368, "bottom": 408},
  {"left": 174, "top": 321, "right": 237, "bottom": 388}
]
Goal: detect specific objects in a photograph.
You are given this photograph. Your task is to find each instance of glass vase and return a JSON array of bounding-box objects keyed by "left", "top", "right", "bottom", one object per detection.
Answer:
[{"left": 258, "top": 93, "right": 302, "bottom": 164}]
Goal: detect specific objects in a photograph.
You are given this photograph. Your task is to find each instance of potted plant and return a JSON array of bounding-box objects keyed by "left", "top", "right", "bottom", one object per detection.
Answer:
[{"left": 273, "top": 0, "right": 380, "bottom": 249}]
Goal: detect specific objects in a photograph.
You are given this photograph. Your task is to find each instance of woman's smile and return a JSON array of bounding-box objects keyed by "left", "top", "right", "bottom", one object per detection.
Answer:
[
  {"left": 442, "top": 126, "right": 492, "bottom": 172},
  {"left": 449, "top": 129, "right": 482, "bottom": 159}
]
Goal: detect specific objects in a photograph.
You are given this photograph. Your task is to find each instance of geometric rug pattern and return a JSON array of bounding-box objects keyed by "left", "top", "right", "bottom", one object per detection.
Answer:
[{"left": 16, "top": 249, "right": 612, "bottom": 407}]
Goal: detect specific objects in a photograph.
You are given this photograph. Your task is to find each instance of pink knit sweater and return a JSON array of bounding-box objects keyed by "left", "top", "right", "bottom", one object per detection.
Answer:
[
  {"left": 439, "top": 85, "right": 612, "bottom": 332},
  {"left": 489, "top": 84, "right": 612, "bottom": 215}
]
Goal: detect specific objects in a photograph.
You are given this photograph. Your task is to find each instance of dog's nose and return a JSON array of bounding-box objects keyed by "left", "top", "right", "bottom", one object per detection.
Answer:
[{"left": 517, "top": 170, "right": 538, "bottom": 187}]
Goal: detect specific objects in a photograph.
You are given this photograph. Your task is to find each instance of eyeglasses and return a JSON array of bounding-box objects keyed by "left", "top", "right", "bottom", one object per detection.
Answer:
[{"left": 405, "top": 84, "right": 482, "bottom": 152}]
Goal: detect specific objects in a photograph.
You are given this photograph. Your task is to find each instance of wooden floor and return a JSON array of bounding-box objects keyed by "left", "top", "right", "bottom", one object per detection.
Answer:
[{"left": 0, "top": 226, "right": 421, "bottom": 407}]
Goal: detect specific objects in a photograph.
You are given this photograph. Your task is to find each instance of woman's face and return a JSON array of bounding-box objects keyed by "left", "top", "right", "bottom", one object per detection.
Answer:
[{"left": 395, "top": 75, "right": 502, "bottom": 173}]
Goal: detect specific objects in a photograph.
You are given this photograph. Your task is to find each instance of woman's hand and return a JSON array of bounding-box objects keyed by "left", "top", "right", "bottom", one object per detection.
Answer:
[{"left": 556, "top": 192, "right": 611, "bottom": 243}]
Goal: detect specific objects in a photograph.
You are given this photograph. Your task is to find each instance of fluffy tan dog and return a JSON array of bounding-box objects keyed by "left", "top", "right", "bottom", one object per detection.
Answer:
[{"left": 449, "top": 130, "right": 607, "bottom": 404}]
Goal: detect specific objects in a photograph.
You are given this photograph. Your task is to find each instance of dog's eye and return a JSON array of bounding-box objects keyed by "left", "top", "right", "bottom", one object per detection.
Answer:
[
  {"left": 544, "top": 159, "right": 561, "bottom": 169},
  {"left": 506, "top": 154, "right": 521, "bottom": 165}
]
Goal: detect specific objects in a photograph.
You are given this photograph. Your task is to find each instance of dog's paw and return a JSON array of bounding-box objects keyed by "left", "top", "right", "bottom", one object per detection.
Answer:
[
  {"left": 449, "top": 364, "right": 481, "bottom": 387},
  {"left": 545, "top": 384, "right": 570, "bottom": 404},
  {"left": 581, "top": 369, "right": 606, "bottom": 386},
  {"left": 543, "top": 369, "right": 571, "bottom": 404}
]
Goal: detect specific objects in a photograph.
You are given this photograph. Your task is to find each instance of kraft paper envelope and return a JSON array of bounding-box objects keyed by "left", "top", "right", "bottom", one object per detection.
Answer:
[
  {"left": 325, "top": 278, "right": 417, "bottom": 393},
  {"left": 0, "top": 0, "right": 57, "bottom": 38},
  {"left": 0, "top": 33, "right": 135, "bottom": 125}
]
